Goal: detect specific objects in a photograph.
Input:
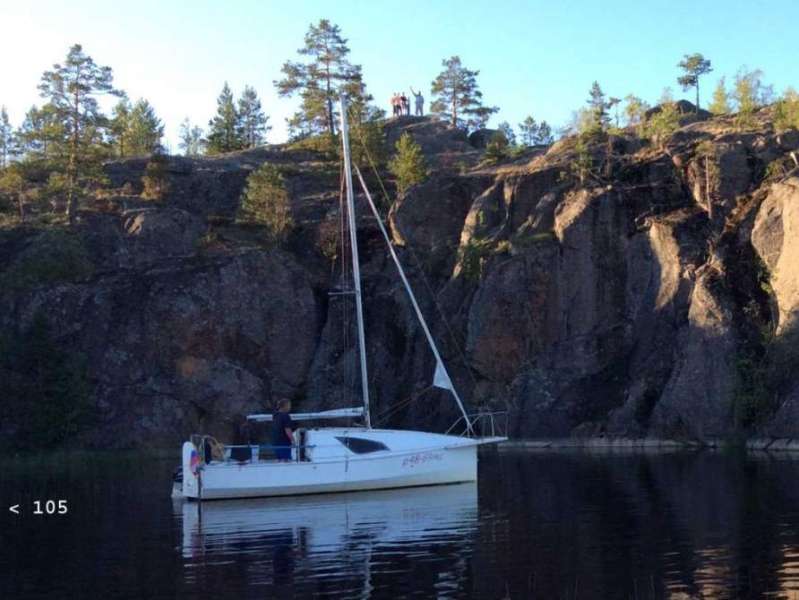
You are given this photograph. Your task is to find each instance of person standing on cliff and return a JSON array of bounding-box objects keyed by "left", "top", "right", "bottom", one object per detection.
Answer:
[
  {"left": 272, "top": 398, "right": 295, "bottom": 461},
  {"left": 400, "top": 92, "right": 409, "bottom": 116},
  {"left": 410, "top": 87, "right": 424, "bottom": 116},
  {"left": 390, "top": 92, "right": 399, "bottom": 117}
]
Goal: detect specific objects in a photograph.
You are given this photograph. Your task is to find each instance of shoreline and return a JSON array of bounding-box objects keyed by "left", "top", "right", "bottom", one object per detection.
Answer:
[{"left": 497, "top": 437, "right": 799, "bottom": 452}]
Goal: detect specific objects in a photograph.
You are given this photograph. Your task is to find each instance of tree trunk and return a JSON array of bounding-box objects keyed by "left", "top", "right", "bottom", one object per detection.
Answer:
[
  {"left": 325, "top": 61, "right": 335, "bottom": 137},
  {"left": 14, "top": 189, "right": 24, "bottom": 222},
  {"left": 696, "top": 81, "right": 700, "bottom": 112},
  {"left": 68, "top": 87, "right": 81, "bottom": 225}
]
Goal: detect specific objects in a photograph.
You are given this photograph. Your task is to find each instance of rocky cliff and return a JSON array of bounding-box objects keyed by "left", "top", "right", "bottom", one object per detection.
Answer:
[{"left": 3, "top": 112, "right": 799, "bottom": 447}]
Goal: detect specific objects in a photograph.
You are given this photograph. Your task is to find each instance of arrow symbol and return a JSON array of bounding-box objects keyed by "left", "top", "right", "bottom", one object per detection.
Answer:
[{"left": 9, "top": 504, "right": 19, "bottom": 515}]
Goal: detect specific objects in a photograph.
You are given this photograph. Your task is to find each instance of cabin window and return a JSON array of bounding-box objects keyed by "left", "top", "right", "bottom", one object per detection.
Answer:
[{"left": 335, "top": 436, "right": 389, "bottom": 454}]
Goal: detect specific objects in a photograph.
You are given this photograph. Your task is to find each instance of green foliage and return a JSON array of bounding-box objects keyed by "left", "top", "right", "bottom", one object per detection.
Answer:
[
  {"left": 642, "top": 101, "right": 680, "bottom": 146},
  {"left": 734, "top": 350, "right": 772, "bottom": 428},
  {"left": 349, "top": 117, "right": 386, "bottom": 169},
  {"left": 275, "top": 19, "right": 373, "bottom": 138},
  {"left": 496, "top": 121, "right": 516, "bottom": 146},
  {"left": 317, "top": 217, "right": 340, "bottom": 264},
  {"left": 0, "top": 312, "right": 94, "bottom": 449},
  {"left": 483, "top": 131, "right": 509, "bottom": 163},
  {"left": 773, "top": 87, "right": 799, "bottom": 132},
  {"left": 287, "top": 131, "right": 340, "bottom": 158},
  {"left": 764, "top": 155, "right": 794, "bottom": 182},
  {"left": 510, "top": 224, "right": 556, "bottom": 249},
  {"left": 457, "top": 238, "right": 492, "bottom": 281},
  {"left": 708, "top": 77, "right": 731, "bottom": 115},
  {"left": 676, "top": 53, "right": 713, "bottom": 110},
  {"left": 732, "top": 68, "right": 771, "bottom": 130},
  {"left": 0, "top": 228, "right": 94, "bottom": 291},
  {"left": 206, "top": 82, "right": 245, "bottom": 154},
  {"left": 430, "top": 56, "right": 498, "bottom": 130},
  {"left": 570, "top": 133, "right": 595, "bottom": 184},
  {"left": 0, "top": 164, "right": 26, "bottom": 220},
  {"left": 0, "top": 106, "right": 14, "bottom": 167},
  {"left": 586, "top": 81, "right": 610, "bottom": 131},
  {"left": 178, "top": 118, "right": 205, "bottom": 156},
  {"left": 38, "top": 44, "right": 121, "bottom": 224},
  {"left": 518, "top": 116, "right": 553, "bottom": 145},
  {"left": 16, "top": 104, "right": 65, "bottom": 163},
  {"left": 238, "top": 163, "right": 294, "bottom": 242},
  {"left": 607, "top": 96, "right": 622, "bottom": 128},
  {"left": 237, "top": 85, "right": 270, "bottom": 148},
  {"left": 623, "top": 94, "right": 650, "bottom": 131},
  {"left": 109, "top": 97, "right": 164, "bottom": 157},
  {"left": 388, "top": 133, "right": 428, "bottom": 195},
  {"left": 141, "top": 154, "right": 170, "bottom": 200}
]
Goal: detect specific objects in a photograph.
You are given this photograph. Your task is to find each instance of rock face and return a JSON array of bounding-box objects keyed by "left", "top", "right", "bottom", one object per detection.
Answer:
[
  {"left": 752, "top": 178, "right": 799, "bottom": 332},
  {"left": 4, "top": 115, "right": 799, "bottom": 447}
]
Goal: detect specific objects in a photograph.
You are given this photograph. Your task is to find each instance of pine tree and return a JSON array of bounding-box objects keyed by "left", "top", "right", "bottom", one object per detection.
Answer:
[
  {"left": 126, "top": 99, "right": 164, "bottom": 155},
  {"left": 623, "top": 94, "right": 650, "bottom": 130},
  {"left": 518, "top": 116, "right": 538, "bottom": 146},
  {"left": 388, "top": 133, "right": 428, "bottom": 195},
  {"left": 0, "top": 164, "right": 26, "bottom": 220},
  {"left": 732, "top": 68, "right": 768, "bottom": 129},
  {"left": 237, "top": 85, "right": 270, "bottom": 148},
  {"left": 0, "top": 106, "right": 14, "bottom": 167},
  {"left": 430, "top": 56, "right": 498, "bottom": 130},
  {"left": 608, "top": 97, "right": 622, "bottom": 128},
  {"left": 238, "top": 163, "right": 293, "bottom": 243},
  {"left": 708, "top": 78, "right": 731, "bottom": 115},
  {"left": 38, "top": 44, "right": 120, "bottom": 224},
  {"left": 206, "top": 82, "right": 244, "bottom": 154},
  {"left": 275, "top": 19, "right": 371, "bottom": 138},
  {"left": 496, "top": 121, "right": 516, "bottom": 146},
  {"left": 109, "top": 96, "right": 131, "bottom": 157},
  {"left": 178, "top": 118, "right": 205, "bottom": 156},
  {"left": 643, "top": 93, "right": 680, "bottom": 147},
  {"left": 586, "top": 81, "right": 609, "bottom": 132},
  {"left": 16, "top": 104, "right": 64, "bottom": 161},
  {"left": 536, "top": 121, "right": 553, "bottom": 144},
  {"left": 774, "top": 88, "right": 799, "bottom": 132},
  {"left": 677, "top": 53, "right": 713, "bottom": 111},
  {"left": 484, "top": 131, "right": 509, "bottom": 163}
]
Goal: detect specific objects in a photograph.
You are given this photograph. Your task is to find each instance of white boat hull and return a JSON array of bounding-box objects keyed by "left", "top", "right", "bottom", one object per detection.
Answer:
[{"left": 180, "top": 428, "right": 502, "bottom": 500}]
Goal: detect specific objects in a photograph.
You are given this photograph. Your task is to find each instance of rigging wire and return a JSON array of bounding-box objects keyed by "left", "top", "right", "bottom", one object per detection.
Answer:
[
  {"left": 371, "top": 387, "right": 434, "bottom": 427},
  {"left": 348, "top": 114, "right": 481, "bottom": 393}
]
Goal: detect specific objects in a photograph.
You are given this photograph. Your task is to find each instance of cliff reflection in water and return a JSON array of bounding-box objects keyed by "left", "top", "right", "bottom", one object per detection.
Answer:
[
  {"left": 5, "top": 450, "right": 799, "bottom": 598},
  {"left": 173, "top": 450, "right": 799, "bottom": 598},
  {"left": 474, "top": 449, "right": 799, "bottom": 599}
]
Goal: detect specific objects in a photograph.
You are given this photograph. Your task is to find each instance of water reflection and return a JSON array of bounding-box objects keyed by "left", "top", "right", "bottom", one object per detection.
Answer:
[
  {"left": 177, "top": 483, "right": 478, "bottom": 598},
  {"left": 6, "top": 450, "right": 799, "bottom": 598}
]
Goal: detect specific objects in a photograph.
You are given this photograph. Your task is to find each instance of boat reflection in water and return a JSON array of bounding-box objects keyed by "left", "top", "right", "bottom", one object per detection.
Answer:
[{"left": 177, "top": 483, "right": 478, "bottom": 596}]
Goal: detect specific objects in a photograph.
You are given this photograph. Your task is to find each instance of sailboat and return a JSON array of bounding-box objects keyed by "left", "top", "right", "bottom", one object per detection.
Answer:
[{"left": 174, "top": 96, "right": 506, "bottom": 501}]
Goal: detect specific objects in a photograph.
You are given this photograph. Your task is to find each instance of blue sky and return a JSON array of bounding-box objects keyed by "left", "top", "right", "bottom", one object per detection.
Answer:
[{"left": 1, "top": 0, "right": 796, "bottom": 149}]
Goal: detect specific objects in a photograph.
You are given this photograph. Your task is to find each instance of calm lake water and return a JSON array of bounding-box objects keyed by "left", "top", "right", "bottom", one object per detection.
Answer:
[{"left": 3, "top": 448, "right": 799, "bottom": 599}]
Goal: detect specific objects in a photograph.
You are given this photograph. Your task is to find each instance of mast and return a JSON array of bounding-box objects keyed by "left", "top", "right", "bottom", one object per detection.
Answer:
[{"left": 339, "top": 94, "right": 372, "bottom": 429}]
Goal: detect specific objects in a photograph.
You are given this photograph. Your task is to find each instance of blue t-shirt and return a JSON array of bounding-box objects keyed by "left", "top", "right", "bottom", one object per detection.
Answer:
[{"left": 272, "top": 412, "right": 294, "bottom": 447}]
